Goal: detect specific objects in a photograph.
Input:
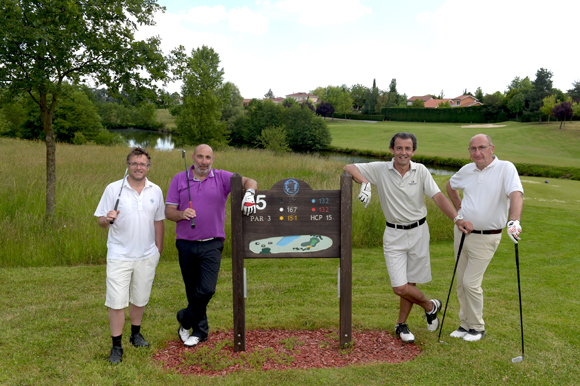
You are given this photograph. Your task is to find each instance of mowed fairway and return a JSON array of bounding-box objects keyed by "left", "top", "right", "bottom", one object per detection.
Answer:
[
  {"left": 327, "top": 120, "right": 580, "bottom": 168},
  {"left": 1, "top": 138, "right": 579, "bottom": 385}
]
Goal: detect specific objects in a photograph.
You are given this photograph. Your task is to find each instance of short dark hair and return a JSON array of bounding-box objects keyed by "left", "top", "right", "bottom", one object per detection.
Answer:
[
  {"left": 126, "top": 147, "right": 151, "bottom": 164},
  {"left": 389, "top": 132, "right": 417, "bottom": 151}
]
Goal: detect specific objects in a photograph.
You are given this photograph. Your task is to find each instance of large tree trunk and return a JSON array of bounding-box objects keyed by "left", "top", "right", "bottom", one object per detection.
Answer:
[{"left": 41, "top": 92, "right": 58, "bottom": 216}]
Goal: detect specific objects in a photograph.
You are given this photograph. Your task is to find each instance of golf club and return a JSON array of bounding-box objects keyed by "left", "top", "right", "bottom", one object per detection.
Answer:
[
  {"left": 110, "top": 168, "right": 128, "bottom": 224},
  {"left": 182, "top": 150, "right": 195, "bottom": 228},
  {"left": 438, "top": 232, "right": 466, "bottom": 344},
  {"left": 512, "top": 243, "right": 524, "bottom": 363}
]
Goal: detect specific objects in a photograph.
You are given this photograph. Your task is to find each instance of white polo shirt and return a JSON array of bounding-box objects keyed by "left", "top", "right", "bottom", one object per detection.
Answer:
[
  {"left": 449, "top": 156, "right": 523, "bottom": 230},
  {"left": 355, "top": 160, "right": 441, "bottom": 224},
  {"left": 95, "top": 178, "right": 165, "bottom": 261}
]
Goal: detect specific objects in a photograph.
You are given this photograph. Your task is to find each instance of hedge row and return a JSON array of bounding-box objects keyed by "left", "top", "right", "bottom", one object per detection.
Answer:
[
  {"left": 380, "top": 106, "right": 487, "bottom": 123},
  {"left": 328, "top": 146, "right": 580, "bottom": 180},
  {"left": 330, "top": 113, "right": 385, "bottom": 121}
]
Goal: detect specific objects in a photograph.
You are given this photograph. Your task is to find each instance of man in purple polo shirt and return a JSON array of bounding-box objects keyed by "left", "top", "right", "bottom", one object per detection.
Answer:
[{"left": 166, "top": 144, "right": 258, "bottom": 348}]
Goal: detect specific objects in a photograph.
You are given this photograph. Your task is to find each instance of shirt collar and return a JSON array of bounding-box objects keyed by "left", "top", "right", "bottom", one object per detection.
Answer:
[{"left": 387, "top": 159, "right": 417, "bottom": 171}]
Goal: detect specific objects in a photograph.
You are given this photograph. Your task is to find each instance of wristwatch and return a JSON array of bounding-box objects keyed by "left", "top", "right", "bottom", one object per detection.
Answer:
[{"left": 453, "top": 215, "right": 463, "bottom": 224}]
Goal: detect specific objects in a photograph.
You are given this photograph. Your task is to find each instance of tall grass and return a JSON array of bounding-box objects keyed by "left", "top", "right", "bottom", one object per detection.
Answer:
[{"left": 2, "top": 139, "right": 456, "bottom": 267}]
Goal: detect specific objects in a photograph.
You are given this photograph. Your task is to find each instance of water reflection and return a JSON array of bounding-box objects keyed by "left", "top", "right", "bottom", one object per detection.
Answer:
[
  {"left": 318, "top": 152, "right": 456, "bottom": 175},
  {"left": 110, "top": 130, "right": 456, "bottom": 175},
  {"left": 109, "top": 129, "right": 174, "bottom": 151}
]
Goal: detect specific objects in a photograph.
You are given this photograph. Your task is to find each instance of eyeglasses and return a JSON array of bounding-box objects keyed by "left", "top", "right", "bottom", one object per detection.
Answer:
[
  {"left": 127, "top": 162, "right": 150, "bottom": 168},
  {"left": 468, "top": 145, "right": 491, "bottom": 153}
]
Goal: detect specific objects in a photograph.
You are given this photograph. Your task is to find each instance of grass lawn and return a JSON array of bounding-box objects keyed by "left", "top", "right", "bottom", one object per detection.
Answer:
[
  {"left": 156, "top": 108, "right": 176, "bottom": 130},
  {"left": 326, "top": 120, "right": 580, "bottom": 168},
  {"left": 1, "top": 133, "right": 579, "bottom": 384}
]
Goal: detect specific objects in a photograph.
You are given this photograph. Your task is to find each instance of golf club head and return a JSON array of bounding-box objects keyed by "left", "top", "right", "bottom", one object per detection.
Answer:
[
  {"left": 438, "top": 340, "right": 448, "bottom": 345},
  {"left": 182, "top": 149, "right": 186, "bottom": 159},
  {"left": 511, "top": 356, "right": 523, "bottom": 363}
]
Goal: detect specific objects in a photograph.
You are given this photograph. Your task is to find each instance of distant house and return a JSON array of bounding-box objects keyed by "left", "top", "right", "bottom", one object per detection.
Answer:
[
  {"left": 242, "top": 98, "right": 252, "bottom": 107},
  {"left": 285, "top": 92, "right": 319, "bottom": 104},
  {"left": 448, "top": 95, "right": 483, "bottom": 107},
  {"left": 407, "top": 94, "right": 482, "bottom": 108},
  {"left": 407, "top": 95, "right": 434, "bottom": 106}
]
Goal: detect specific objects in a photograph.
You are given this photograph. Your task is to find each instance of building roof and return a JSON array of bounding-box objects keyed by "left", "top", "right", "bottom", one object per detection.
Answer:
[
  {"left": 407, "top": 95, "right": 433, "bottom": 102},
  {"left": 286, "top": 92, "right": 318, "bottom": 98},
  {"left": 425, "top": 99, "right": 452, "bottom": 108}
]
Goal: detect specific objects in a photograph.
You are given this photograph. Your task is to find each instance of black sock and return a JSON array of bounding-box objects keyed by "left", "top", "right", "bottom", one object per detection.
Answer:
[
  {"left": 131, "top": 325, "right": 141, "bottom": 336},
  {"left": 112, "top": 334, "right": 122, "bottom": 348}
]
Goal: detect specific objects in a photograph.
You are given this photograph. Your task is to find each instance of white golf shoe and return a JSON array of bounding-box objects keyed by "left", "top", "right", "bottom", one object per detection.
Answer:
[
  {"left": 395, "top": 323, "right": 415, "bottom": 343},
  {"left": 450, "top": 326, "right": 468, "bottom": 338},
  {"left": 463, "top": 329, "right": 486, "bottom": 342}
]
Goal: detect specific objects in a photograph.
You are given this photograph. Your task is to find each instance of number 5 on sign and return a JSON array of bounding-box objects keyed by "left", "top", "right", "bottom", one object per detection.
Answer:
[{"left": 256, "top": 195, "right": 267, "bottom": 210}]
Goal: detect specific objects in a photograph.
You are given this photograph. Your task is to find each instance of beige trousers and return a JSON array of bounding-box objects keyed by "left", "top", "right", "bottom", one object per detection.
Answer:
[{"left": 454, "top": 227, "right": 501, "bottom": 331}]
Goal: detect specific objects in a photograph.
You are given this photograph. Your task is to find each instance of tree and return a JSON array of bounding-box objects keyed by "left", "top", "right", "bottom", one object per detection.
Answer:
[
  {"left": 507, "top": 76, "right": 533, "bottom": 94},
  {"left": 282, "top": 104, "right": 331, "bottom": 151},
  {"left": 507, "top": 93, "right": 525, "bottom": 122},
  {"left": 0, "top": 1, "right": 167, "bottom": 215},
  {"left": 540, "top": 95, "right": 556, "bottom": 124},
  {"left": 482, "top": 92, "right": 505, "bottom": 107},
  {"left": 326, "top": 86, "right": 353, "bottom": 118},
  {"left": 350, "top": 84, "right": 368, "bottom": 110},
  {"left": 310, "top": 86, "right": 327, "bottom": 101},
  {"left": 315, "top": 101, "right": 335, "bottom": 119},
  {"left": 437, "top": 101, "right": 451, "bottom": 108},
  {"left": 257, "top": 126, "right": 290, "bottom": 153},
  {"left": 552, "top": 101, "right": 573, "bottom": 129},
  {"left": 567, "top": 80, "right": 580, "bottom": 103},
  {"left": 219, "top": 82, "right": 244, "bottom": 133},
  {"left": 264, "top": 89, "right": 275, "bottom": 99},
  {"left": 475, "top": 87, "right": 484, "bottom": 102},
  {"left": 529, "top": 68, "right": 554, "bottom": 111},
  {"left": 411, "top": 99, "right": 425, "bottom": 108},
  {"left": 572, "top": 102, "right": 580, "bottom": 121},
  {"left": 362, "top": 79, "right": 379, "bottom": 114},
  {"left": 173, "top": 45, "right": 227, "bottom": 146}
]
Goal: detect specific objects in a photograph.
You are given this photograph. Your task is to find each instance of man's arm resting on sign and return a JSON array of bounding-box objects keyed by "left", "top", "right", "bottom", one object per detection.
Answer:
[
  {"left": 241, "top": 177, "right": 257, "bottom": 191},
  {"left": 343, "top": 164, "right": 368, "bottom": 184}
]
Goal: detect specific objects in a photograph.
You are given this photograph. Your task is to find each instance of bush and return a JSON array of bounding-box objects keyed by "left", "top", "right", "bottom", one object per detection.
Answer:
[
  {"left": 381, "top": 106, "right": 487, "bottom": 123},
  {"left": 72, "top": 132, "right": 87, "bottom": 145},
  {"left": 92, "top": 129, "right": 124, "bottom": 146},
  {"left": 331, "top": 113, "right": 384, "bottom": 121},
  {"left": 257, "top": 126, "right": 290, "bottom": 153}
]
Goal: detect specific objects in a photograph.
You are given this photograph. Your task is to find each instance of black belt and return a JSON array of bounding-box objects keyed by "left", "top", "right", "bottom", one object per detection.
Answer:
[
  {"left": 386, "top": 217, "right": 426, "bottom": 230},
  {"left": 472, "top": 229, "right": 502, "bottom": 235}
]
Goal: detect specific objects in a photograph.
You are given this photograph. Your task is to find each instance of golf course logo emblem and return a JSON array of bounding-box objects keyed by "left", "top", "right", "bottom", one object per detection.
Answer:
[{"left": 283, "top": 179, "right": 300, "bottom": 195}]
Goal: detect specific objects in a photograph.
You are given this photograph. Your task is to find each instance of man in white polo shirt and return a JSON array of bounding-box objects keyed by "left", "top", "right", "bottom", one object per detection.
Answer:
[
  {"left": 446, "top": 134, "right": 523, "bottom": 342},
  {"left": 95, "top": 147, "right": 165, "bottom": 364},
  {"left": 344, "top": 132, "right": 470, "bottom": 344}
]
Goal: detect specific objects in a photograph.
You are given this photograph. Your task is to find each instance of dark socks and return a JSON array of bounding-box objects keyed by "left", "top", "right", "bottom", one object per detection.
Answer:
[
  {"left": 131, "top": 325, "right": 141, "bottom": 336},
  {"left": 112, "top": 334, "right": 122, "bottom": 348}
]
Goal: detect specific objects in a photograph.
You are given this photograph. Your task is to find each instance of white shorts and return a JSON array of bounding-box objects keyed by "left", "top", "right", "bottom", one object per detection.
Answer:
[
  {"left": 105, "top": 250, "right": 160, "bottom": 309},
  {"left": 383, "top": 222, "right": 431, "bottom": 288}
]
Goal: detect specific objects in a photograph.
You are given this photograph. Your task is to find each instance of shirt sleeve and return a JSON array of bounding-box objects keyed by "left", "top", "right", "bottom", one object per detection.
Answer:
[
  {"left": 503, "top": 162, "right": 524, "bottom": 197},
  {"left": 354, "top": 162, "right": 382, "bottom": 186},
  {"left": 421, "top": 166, "right": 441, "bottom": 198},
  {"left": 94, "top": 183, "right": 114, "bottom": 217},
  {"left": 154, "top": 186, "right": 166, "bottom": 221},
  {"left": 165, "top": 173, "right": 182, "bottom": 206}
]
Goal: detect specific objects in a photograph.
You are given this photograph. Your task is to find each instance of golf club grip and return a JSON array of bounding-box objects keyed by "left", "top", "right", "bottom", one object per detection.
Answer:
[
  {"left": 189, "top": 202, "right": 195, "bottom": 228},
  {"left": 110, "top": 199, "right": 120, "bottom": 224}
]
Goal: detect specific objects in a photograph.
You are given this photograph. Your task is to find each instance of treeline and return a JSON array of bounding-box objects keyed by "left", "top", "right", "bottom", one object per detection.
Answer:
[
  {"left": 168, "top": 45, "right": 330, "bottom": 152},
  {"left": 0, "top": 83, "right": 168, "bottom": 145}
]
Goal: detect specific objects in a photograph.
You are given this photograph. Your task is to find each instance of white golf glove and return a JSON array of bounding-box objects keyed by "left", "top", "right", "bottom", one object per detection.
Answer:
[
  {"left": 358, "top": 182, "right": 372, "bottom": 208},
  {"left": 241, "top": 189, "right": 256, "bottom": 216},
  {"left": 507, "top": 220, "right": 522, "bottom": 244}
]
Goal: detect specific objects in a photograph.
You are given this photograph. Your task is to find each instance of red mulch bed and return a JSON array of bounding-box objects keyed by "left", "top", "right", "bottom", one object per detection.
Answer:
[{"left": 153, "top": 329, "right": 422, "bottom": 377}]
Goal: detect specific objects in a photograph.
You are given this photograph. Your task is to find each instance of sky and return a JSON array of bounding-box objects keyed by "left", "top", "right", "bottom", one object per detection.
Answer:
[{"left": 135, "top": 0, "right": 580, "bottom": 100}]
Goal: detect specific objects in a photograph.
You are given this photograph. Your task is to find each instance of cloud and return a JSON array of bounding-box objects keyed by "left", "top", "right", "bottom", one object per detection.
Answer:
[
  {"left": 229, "top": 7, "right": 270, "bottom": 34},
  {"left": 183, "top": 5, "right": 228, "bottom": 25},
  {"left": 275, "top": 0, "right": 371, "bottom": 26}
]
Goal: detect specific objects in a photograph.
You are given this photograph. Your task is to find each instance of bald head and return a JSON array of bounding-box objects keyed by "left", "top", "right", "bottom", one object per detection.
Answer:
[
  {"left": 194, "top": 144, "right": 213, "bottom": 156},
  {"left": 469, "top": 134, "right": 493, "bottom": 147},
  {"left": 192, "top": 144, "right": 215, "bottom": 178},
  {"left": 468, "top": 134, "right": 495, "bottom": 170}
]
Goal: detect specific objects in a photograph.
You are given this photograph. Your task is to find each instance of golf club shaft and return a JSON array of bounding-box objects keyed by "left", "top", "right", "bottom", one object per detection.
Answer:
[
  {"left": 110, "top": 169, "right": 128, "bottom": 225},
  {"left": 438, "top": 232, "right": 466, "bottom": 341},
  {"left": 515, "top": 243, "right": 524, "bottom": 359},
  {"left": 183, "top": 151, "right": 195, "bottom": 228}
]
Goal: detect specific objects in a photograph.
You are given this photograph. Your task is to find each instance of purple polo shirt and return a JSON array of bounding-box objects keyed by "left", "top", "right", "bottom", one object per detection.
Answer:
[{"left": 166, "top": 167, "right": 233, "bottom": 241}]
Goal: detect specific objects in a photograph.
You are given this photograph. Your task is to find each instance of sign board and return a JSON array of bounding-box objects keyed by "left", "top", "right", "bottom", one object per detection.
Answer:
[{"left": 231, "top": 173, "right": 352, "bottom": 352}]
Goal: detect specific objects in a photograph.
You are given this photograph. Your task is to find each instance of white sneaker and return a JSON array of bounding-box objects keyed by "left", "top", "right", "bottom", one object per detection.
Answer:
[
  {"left": 425, "top": 299, "right": 442, "bottom": 332},
  {"left": 463, "top": 329, "right": 486, "bottom": 342},
  {"left": 450, "top": 326, "right": 468, "bottom": 338},
  {"left": 395, "top": 323, "right": 415, "bottom": 343},
  {"left": 184, "top": 335, "right": 201, "bottom": 347},
  {"left": 178, "top": 325, "right": 190, "bottom": 342}
]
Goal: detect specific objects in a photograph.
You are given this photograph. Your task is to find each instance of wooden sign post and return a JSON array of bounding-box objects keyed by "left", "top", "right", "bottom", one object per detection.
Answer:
[{"left": 231, "top": 173, "right": 352, "bottom": 352}]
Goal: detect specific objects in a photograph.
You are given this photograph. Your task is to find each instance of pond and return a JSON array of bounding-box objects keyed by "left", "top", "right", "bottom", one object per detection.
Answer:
[{"left": 111, "top": 129, "right": 457, "bottom": 175}]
